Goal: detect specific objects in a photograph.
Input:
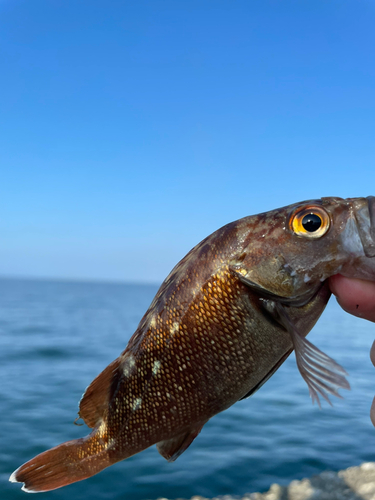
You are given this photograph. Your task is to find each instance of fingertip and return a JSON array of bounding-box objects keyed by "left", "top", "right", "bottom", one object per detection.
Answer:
[
  {"left": 328, "top": 275, "right": 358, "bottom": 315},
  {"left": 329, "top": 275, "right": 375, "bottom": 320},
  {"left": 370, "top": 341, "right": 375, "bottom": 367},
  {"left": 370, "top": 396, "right": 375, "bottom": 428},
  {"left": 328, "top": 274, "right": 343, "bottom": 297}
]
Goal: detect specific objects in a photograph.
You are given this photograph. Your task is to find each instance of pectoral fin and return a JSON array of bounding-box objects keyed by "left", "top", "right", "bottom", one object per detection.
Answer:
[
  {"left": 156, "top": 422, "right": 206, "bottom": 462},
  {"left": 274, "top": 302, "right": 350, "bottom": 406}
]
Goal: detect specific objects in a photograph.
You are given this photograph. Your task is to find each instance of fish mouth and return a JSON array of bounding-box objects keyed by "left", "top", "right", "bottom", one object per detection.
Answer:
[
  {"left": 368, "top": 195, "right": 375, "bottom": 246},
  {"left": 354, "top": 196, "right": 375, "bottom": 258}
]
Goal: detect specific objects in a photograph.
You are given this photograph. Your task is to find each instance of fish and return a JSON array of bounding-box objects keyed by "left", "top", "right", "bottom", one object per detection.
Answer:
[{"left": 10, "top": 196, "right": 375, "bottom": 493}]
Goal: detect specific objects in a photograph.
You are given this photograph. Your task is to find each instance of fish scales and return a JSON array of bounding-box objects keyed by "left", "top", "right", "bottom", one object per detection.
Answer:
[
  {"left": 107, "top": 223, "right": 294, "bottom": 456},
  {"left": 10, "top": 196, "right": 375, "bottom": 493}
]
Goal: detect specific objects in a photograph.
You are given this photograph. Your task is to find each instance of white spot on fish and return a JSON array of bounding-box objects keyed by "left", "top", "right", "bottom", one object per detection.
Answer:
[
  {"left": 97, "top": 420, "right": 107, "bottom": 435},
  {"left": 122, "top": 354, "right": 136, "bottom": 377},
  {"left": 150, "top": 315, "right": 157, "bottom": 328},
  {"left": 170, "top": 322, "right": 179, "bottom": 335},
  {"left": 284, "top": 264, "right": 297, "bottom": 277},
  {"left": 132, "top": 397, "right": 142, "bottom": 410},
  {"left": 237, "top": 267, "right": 248, "bottom": 276},
  {"left": 107, "top": 437, "right": 116, "bottom": 449},
  {"left": 304, "top": 274, "right": 311, "bottom": 283},
  {"left": 152, "top": 360, "right": 161, "bottom": 375}
]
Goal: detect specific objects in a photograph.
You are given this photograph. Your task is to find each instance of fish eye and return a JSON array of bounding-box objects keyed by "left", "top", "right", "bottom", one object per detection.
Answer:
[
  {"left": 290, "top": 206, "right": 330, "bottom": 239},
  {"left": 302, "top": 213, "right": 321, "bottom": 232}
]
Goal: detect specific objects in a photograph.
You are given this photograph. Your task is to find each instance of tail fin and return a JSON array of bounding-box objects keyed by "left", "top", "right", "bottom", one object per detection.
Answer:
[
  {"left": 10, "top": 357, "right": 126, "bottom": 492},
  {"left": 9, "top": 430, "right": 115, "bottom": 492}
]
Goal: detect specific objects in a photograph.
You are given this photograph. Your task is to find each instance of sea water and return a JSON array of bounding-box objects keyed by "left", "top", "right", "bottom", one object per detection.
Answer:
[{"left": 1, "top": 277, "right": 374, "bottom": 500}]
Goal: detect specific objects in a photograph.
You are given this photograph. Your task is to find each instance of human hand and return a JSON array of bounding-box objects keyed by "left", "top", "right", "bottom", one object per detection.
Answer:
[
  {"left": 329, "top": 275, "right": 375, "bottom": 322},
  {"left": 329, "top": 275, "right": 375, "bottom": 425}
]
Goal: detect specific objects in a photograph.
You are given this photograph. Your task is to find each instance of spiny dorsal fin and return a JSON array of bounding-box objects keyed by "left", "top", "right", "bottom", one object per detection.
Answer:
[
  {"left": 79, "top": 358, "right": 121, "bottom": 428},
  {"left": 156, "top": 422, "right": 206, "bottom": 462}
]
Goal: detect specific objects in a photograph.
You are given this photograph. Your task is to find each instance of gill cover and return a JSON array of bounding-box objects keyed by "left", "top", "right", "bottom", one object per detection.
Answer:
[
  {"left": 355, "top": 196, "right": 375, "bottom": 257},
  {"left": 229, "top": 201, "right": 333, "bottom": 300}
]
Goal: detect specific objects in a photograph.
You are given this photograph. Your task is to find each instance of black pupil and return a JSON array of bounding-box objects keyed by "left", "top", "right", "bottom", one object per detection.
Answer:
[{"left": 302, "top": 213, "right": 322, "bottom": 232}]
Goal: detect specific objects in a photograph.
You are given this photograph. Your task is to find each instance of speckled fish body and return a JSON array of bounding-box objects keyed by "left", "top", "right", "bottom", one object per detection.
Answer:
[{"left": 11, "top": 196, "right": 375, "bottom": 492}]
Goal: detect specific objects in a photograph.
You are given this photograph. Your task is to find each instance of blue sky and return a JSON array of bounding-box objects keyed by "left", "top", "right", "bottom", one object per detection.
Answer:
[{"left": 1, "top": 0, "right": 375, "bottom": 283}]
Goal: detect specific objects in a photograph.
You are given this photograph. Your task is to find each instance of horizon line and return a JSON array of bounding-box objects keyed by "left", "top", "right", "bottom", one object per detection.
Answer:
[{"left": 0, "top": 274, "right": 162, "bottom": 287}]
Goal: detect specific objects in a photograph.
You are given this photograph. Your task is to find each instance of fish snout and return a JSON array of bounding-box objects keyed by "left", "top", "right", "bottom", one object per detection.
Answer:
[{"left": 367, "top": 196, "right": 375, "bottom": 252}]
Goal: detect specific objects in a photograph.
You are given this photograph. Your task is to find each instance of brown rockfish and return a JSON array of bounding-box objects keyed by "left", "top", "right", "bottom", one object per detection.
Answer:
[{"left": 10, "top": 196, "right": 375, "bottom": 493}]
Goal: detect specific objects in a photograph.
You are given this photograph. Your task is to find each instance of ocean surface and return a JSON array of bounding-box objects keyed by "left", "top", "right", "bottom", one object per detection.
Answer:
[{"left": 1, "top": 277, "right": 375, "bottom": 500}]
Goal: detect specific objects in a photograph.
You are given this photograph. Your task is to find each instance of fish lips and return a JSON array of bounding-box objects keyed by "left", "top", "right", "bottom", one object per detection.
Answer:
[
  {"left": 368, "top": 195, "right": 375, "bottom": 245},
  {"left": 354, "top": 196, "right": 375, "bottom": 258}
]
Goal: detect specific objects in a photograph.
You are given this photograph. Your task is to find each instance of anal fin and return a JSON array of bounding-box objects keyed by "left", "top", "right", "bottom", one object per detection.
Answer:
[
  {"left": 156, "top": 422, "right": 206, "bottom": 462},
  {"left": 79, "top": 357, "right": 121, "bottom": 428}
]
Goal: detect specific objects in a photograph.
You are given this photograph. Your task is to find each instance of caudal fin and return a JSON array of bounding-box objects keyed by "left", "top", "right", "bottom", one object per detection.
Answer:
[
  {"left": 11, "top": 357, "right": 125, "bottom": 492},
  {"left": 9, "top": 431, "right": 115, "bottom": 492}
]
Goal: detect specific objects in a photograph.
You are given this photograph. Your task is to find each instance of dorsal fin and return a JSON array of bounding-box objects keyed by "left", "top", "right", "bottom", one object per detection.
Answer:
[
  {"left": 156, "top": 422, "right": 206, "bottom": 462},
  {"left": 79, "top": 358, "right": 121, "bottom": 428}
]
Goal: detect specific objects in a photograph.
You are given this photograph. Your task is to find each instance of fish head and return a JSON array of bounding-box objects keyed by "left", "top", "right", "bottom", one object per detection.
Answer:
[{"left": 230, "top": 196, "right": 375, "bottom": 304}]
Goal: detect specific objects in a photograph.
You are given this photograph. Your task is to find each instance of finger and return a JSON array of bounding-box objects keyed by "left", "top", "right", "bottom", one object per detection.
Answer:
[
  {"left": 329, "top": 275, "right": 375, "bottom": 322},
  {"left": 371, "top": 396, "right": 375, "bottom": 428},
  {"left": 371, "top": 341, "right": 375, "bottom": 367}
]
